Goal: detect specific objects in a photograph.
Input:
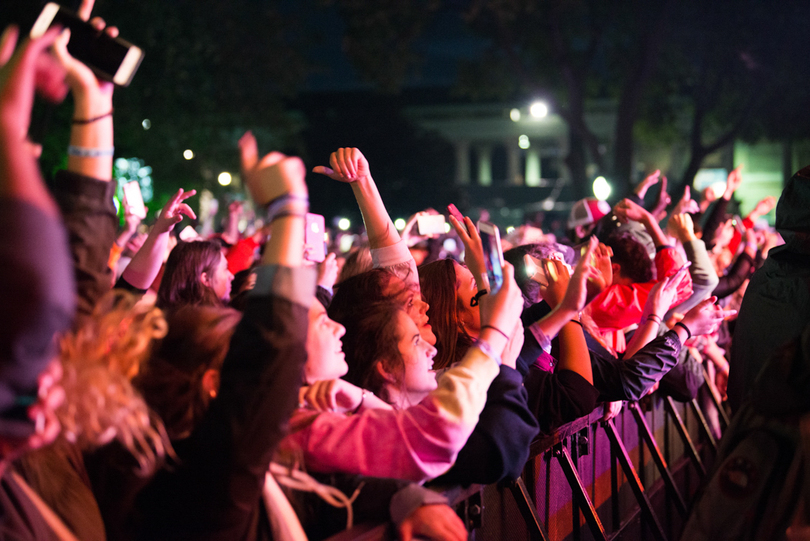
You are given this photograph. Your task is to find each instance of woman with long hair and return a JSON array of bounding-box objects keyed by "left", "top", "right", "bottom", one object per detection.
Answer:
[{"left": 156, "top": 240, "right": 234, "bottom": 311}]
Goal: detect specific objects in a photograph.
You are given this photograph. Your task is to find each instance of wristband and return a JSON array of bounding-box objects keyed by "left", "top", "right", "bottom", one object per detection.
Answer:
[
  {"left": 646, "top": 314, "right": 662, "bottom": 324},
  {"left": 568, "top": 319, "right": 583, "bottom": 328},
  {"left": 674, "top": 321, "right": 692, "bottom": 340},
  {"left": 67, "top": 145, "right": 115, "bottom": 157},
  {"left": 481, "top": 324, "right": 509, "bottom": 340},
  {"left": 72, "top": 110, "right": 113, "bottom": 124},
  {"left": 265, "top": 194, "right": 309, "bottom": 223},
  {"left": 473, "top": 338, "right": 502, "bottom": 366}
]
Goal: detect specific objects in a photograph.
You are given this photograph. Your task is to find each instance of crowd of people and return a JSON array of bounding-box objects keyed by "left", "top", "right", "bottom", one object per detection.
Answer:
[{"left": 1, "top": 2, "right": 806, "bottom": 540}]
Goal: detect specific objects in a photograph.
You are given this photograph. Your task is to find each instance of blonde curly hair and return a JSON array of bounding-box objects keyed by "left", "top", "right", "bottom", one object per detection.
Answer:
[{"left": 58, "top": 290, "right": 173, "bottom": 475}]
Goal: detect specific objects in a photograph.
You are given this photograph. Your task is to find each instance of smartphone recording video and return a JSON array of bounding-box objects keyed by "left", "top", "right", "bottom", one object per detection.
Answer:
[
  {"left": 122, "top": 181, "right": 147, "bottom": 219},
  {"left": 417, "top": 214, "right": 446, "bottom": 236},
  {"left": 477, "top": 221, "right": 504, "bottom": 294},
  {"left": 304, "top": 213, "right": 327, "bottom": 263},
  {"left": 31, "top": 3, "right": 144, "bottom": 86}
]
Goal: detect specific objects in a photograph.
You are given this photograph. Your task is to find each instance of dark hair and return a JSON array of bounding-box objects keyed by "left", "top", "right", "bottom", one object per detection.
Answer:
[
  {"left": 135, "top": 305, "right": 241, "bottom": 440},
  {"left": 328, "top": 268, "right": 410, "bottom": 324},
  {"left": 418, "top": 259, "right": 474, "bottom": 370},
  {"left": 157, "top": 240, "right": 223, "bottom": 311},
  {"left": 338, "top": 303, "right": 405, "bottom": 403},
  {"left": 336, "top": 246, "right": 372, "bottom": 285},
  {"left": 604, "top": 233, "right": 653, "bottom": 283},
  {"left": 504, "top": 242, "right": 576, "bottom": 307}
]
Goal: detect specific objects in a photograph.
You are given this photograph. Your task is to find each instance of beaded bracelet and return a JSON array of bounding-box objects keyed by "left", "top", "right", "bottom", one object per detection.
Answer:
[
  {"left": 72, "top": 110, "right": 113, "bottom": 124},
  {"left": 473, "top": 338, "right": 502, "bottom": 366},
  {"left": 67, "top": 145, "right": 115, "bottom": 158}
]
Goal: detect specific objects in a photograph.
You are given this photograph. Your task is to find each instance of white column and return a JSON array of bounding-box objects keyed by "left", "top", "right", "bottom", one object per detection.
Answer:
[
  {"left": 558, "top": 134, "right": 570, "bottom": 183},
  {"left": 455, "top": 141, "right": 470, "bottom": 185},
  {"left": 477, "top": 145, "right": 492, "bottom": 186},
  {"left": 525, "top": 149, "right": 541, "bottom": 187},
  {"left": 506, "top": 140, "right": 521, "bottom": 186}
]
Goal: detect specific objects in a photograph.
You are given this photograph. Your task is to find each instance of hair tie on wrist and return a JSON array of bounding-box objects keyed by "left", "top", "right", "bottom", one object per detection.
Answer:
[
  {"left": 481, "top": 324, "right": 509, "bottom": 340},
  {"left": 569, "top": 319, "right": 583, "bottom": 328},
  {"left": 352, "top": 389, "right": 371, "bottom": 414},
  {"left": 647, "top": 314, "right": 662, "bottom": 324},
  {"left": 674, "top": 321, "right": 692, "bottom": 340},
  {"left": 67, "top": 145, "right": 115, "bottom": 157},
  {"left": 470, "top": 289, "right": 488, "bottom": 307},
  {"left": 72, "top": 110, "right": 113, "bottom": 124}
]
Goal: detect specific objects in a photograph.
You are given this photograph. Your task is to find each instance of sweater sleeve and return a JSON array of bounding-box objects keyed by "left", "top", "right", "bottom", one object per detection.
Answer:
[
  {"left": 371, "top": 239, "right": 420, "bottom": 290},
  {"left": 280, "top": 347, "right": 500, "bottom": 483},
  {"left": 523, "top": 368, "right": 599, "bottom": 435},
  {"left": 135, "top": 265, "right": 315, "bottom": 538},
  {"left": 430, "top": 365, "right": 539, "bottom": 485},
  {"left": 53, "top": 170, "right": 117, "bottom": 327},
  {"left": 713, "top": 252, "right": 755, "bottom": 299},
  {"left": 0, "top": 199, "right": 75, "bottom": 417},
  {"left": 591, "top": 330, "right": 683, "bottom": 402},
  {"left": 666, "top": 239, "right": 719, "bottom": 319}
]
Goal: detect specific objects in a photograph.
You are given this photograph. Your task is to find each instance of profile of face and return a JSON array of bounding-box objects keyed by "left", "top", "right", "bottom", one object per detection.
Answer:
[
  {"left": 203, "top": 253, "right": 234, "bottom": 302},
  {"left": 384, "top": 275, "right": 436, "bottom": 346},
  {"left": 453, "top": 262, "right": 481, "bottom": 333},
  {"left": 386, "top": 311, "right": 438, "bottom": 405},
  {"left": 304, "top": 302, "right": 348, "bottom": 384}
]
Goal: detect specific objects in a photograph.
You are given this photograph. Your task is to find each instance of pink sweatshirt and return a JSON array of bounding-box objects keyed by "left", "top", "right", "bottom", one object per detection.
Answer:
[{"left": 277, "top": 346, "right": 500, "bottom": 483}]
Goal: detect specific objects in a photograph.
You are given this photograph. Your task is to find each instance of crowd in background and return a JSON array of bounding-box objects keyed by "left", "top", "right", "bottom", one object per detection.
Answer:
[{"left": 1, "top": 2, "right": 808, "bottom": 540}]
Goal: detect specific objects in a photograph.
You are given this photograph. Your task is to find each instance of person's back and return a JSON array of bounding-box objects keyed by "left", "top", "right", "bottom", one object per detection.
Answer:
[{"left": 728, "top": 166, "right": 810, "bottom": 412}]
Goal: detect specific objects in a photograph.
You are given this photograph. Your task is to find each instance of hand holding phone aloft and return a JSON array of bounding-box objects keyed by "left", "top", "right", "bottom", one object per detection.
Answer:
[
  {"left": 477, "top": 221, "right": 504, "bottom": 294},
  {"left": 32, "top": 2, "right": 143, "bottom": 87}
]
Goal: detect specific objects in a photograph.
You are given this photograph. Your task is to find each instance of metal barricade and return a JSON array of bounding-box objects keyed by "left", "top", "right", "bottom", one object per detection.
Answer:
[{"left": 468, "top": 394, "right": 723, "bottom": 541}]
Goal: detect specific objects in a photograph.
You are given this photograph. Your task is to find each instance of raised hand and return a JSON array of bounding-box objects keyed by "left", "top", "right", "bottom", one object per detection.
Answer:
[
  {"left": 298, "top": 379, "right": 363, "bottom": 414},
  {"left": 153, "top": 188, "right": 196, "bottom": 234},
  {"left": 634, "top": 169, "right": 661, "bottom": 199},
  {"left": 0, "top": 25, "right": 67, "bottom": 138},
  {"left": 317, "top": 253, "right": 339, "bottom": 291},
  {"left": 448, "top": 214, "right": 487, "bottom": 288},
  {"left": 51, "top": 0, "right": 115, "bottom": 106},
  {"left": 478, "top": 262, "right": 524, "bottom": 355},
  {"left": 560, "top": 236, "right": 603, "bottom": 312},
  {"left": 750, "top": 195, "right": 777, "bottom": 219},
  {"left": 724, "top": 165, "right": 744, "bottom": 199},
  {"left": 613, "top": 198, "right": 650, "bottom": 224},
  {"left": 312, "top": 147, "right": 371, "bottom": 183},
  {"left": 673, "top": 186, "right": 700, "bottom": 216},
  {"left": 641, "top": 266, "right": 686, "bottom": 323},
  {"left": 668, "top": 212, "right": 696, "bottom": 243},
  {"left": 239, "top": 131, "right": 307, "bottom": 205},
  {"left": 678, "top": 297, "right": 736, "bottom": 339}
]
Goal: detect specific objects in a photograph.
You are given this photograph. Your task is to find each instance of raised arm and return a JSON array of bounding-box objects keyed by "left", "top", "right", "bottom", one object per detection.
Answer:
[
  {"left": 120, "top": 189, "right": 196, "bottom": 291},
  {"left": 313, "top": 148, "right": 400, "bottom": 249},
  {"left": 50, "top": 1, "right": 123, "bottom": 322},
  {"left": 0, "top": 26, "right": 75, "bottom": 448}
]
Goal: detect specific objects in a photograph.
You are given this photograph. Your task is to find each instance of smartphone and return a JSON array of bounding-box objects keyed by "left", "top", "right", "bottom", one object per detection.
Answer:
[
  {"left": 122, "top": 181, "right": 147, "bottom": 219},
  {"left": 477, "top": 221, "right": 505, "bottom": 294},
  {"left": 178, "top": 225, "right": 199, "bottom": 242},
  {"left": 31, "top": 3, "right": 144, "bottom": 86},
  {"left": 417, "top": 214, "right": 446, "bottom": 236},
  {"left": 304, "top": 213, "right": 327, "bottom": 263}
]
